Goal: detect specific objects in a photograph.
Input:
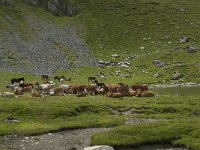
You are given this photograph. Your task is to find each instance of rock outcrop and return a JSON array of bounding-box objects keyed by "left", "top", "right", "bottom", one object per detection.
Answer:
[{"left": 24, "top": 0, "right": 78, "bottom": 16}]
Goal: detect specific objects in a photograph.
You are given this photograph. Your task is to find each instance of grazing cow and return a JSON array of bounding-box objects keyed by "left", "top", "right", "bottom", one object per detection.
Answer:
[
  {"left": 19, "top": 82, "right": 34, "bottom": 88},
  {"left": 106, "top": 83, "right": 129, "bottom": 96},
  {"left": 107, "top": 92, "right": 124, "bottom": 98},
  {"left": 21, "top": 86, "right": 33, "bottom": 94},
  {"left": 95, "top": 88, "right": 107, "bottom": 96},
  {"left": 131, "top": 84, "right": 148, "bottom": 91},
  {"left": 31, "top": 92, "right": 42, "bottom": 97},
  {"left": 85, "top": 84, "right": 97, "bottom": 95},
  {"left": 54, "top": 76, "right": 70, "bottom": 82},
  {"left": 14, "top": 88, "right": 23, "bottom": 95},
  {"left": 60, "top": 84, "right": 71, "bottom": 94},
  {"left": 11, "top": 77, "right": 25, "bottom": 85},
  {"left": 50, "top": 87, "right": 65, "bottom": 96},
  {"left": 93, "top": 80, "right": 105, "bottom": 88},
  {"left": 35, "top": 82, "right": 54, "bottom": 96},
  {"left": 70, "top": 84, "right": 86, "bottom": 94},
  {"left": 1, "top": 92, "right": 15, "bottom": 97},
  {"left": 128, "top": 90, "right": 137, "bottom": 97},
  {"left": 5, "top": 84, "right": 20, "bottom": 91},
  {"left": 136, "top": 90, "right": 155, "bottom": 97},
  {"left": 42, "top": 74, "right": 49, "bottom": 81},
  {"left": 88, "top": 76, "right": 96, "bottom": 82}
]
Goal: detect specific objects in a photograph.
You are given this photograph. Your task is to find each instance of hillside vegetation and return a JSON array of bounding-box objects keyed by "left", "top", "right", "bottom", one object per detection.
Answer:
[{"left": 0, "top": 0, "right": 200, "bottom": 83}]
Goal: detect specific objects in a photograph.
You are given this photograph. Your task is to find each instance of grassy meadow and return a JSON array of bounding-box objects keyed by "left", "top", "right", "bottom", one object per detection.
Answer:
[{"left": 0, "top": 0, "right": 200, "bottom": 149}]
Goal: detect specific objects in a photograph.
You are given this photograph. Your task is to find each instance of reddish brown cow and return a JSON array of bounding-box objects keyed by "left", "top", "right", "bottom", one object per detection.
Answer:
[
  {"left": 106, "top": 84, "right": 129, "bottom": 96},
  {"left": 128, "top": 90, "right": 137, "bottom": 97},
  {"left": 107, "top": 92, "right": 124, "bottom": 98},
  {"left": 85, "top": 84, "right": 97, "bottom": 95},
  {"left": 131, "top": 84, "right": 148, "bottom": 91},
  {"left": 19, "top": 82, "right": 34, "bottom": 88},
  {"left": 136, "top": 90, "right": 155, "bottom": 97},
  {"left": 21, "top": 86, "right": 33, "bottom": 93},
  {"left": 70, "top": 84, "right": 86, "bottom": 94}
]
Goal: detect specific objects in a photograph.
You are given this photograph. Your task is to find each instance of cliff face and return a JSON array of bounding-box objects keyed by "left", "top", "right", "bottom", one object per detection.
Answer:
[{"left": 24, "top": 0, "right": 78, "bottom": 16}]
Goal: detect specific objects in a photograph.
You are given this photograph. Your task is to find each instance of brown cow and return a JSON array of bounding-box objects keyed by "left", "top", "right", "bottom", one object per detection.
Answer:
[
  {"left": 70, "top": 84, "right": 86, "bottom": 94},
  {"left": 107, "top": 92, "right": 124, "bottom": 98},
  {"left": 131, "top": 84, "right": 148, "bottom": 91},
  {"left": 136, "top": 89, "right": 155, "bottom": 97},
  {"left": 21, "top": 86, "right": 33, "bottom": 94},
  {"left": 31, "top": 92, "right": 42, "bottom": 97},
  {"left": 106, "top": 83, "right": 129, "bottom": 96},
  {"left": 128, "top": 90, "right": 137, "bottom": 97},
  {"left": 85, "top": 84, "right": 97, "bottom": 95},
  {"left": 19, "top": 82, "right": 34, "bottom": 88},
  {"left": 95, "top": 88, "right": 107, "bottom": 96},
  {"left": 52, "top": 87, "right": 64, "bottom": 96}
]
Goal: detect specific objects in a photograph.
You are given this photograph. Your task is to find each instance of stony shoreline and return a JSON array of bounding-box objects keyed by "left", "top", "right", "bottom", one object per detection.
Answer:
[{"left": 150, "top": 82, "right": 200, "bottom": 88}]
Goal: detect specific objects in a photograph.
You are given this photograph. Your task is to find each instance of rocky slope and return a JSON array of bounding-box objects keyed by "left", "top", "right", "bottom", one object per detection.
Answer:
[{"left": 0, "top": 0, "right": 96, "bottom": 75}]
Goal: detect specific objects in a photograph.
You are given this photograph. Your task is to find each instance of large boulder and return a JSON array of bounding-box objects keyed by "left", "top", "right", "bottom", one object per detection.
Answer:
[
  {"left": 186, "top": 45, "right": 198, "bottom": 53},
  {"left": 152, "top": 60, "right": 166, "bottom": 67},
  {"left": 170, "top": 72, "right": 183, "bottom": 80}
]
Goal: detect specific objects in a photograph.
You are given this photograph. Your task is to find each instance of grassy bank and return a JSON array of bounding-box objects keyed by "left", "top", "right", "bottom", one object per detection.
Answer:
[{"left": 0, "top": 91, "right": 200, "bottom": 149}]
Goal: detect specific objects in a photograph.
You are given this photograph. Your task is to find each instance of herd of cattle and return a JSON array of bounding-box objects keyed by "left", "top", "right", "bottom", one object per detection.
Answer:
[{"left": 1, "top": 75, "right": 155, "bottom": 98}]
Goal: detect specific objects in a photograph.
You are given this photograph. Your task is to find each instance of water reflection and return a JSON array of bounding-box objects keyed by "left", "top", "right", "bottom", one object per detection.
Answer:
[{"left": 150, "top": 86, "right": 200, "bottom": 96}]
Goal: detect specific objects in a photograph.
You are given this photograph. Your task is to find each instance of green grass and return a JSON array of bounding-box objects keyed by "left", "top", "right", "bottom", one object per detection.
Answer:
[
  {"left": 0, "top": 70, "right": 200, "bottom": 149},
  {"left": 1, "top": 86, "right": 200, "bottom": 149}
]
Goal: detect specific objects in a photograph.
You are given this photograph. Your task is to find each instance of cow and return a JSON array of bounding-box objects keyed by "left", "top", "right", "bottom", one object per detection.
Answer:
[
  {"left": 93, "top": 80, "right": 105, "bottom": 88},
  {"left": 95, "top": 88, "right": 107, "bottom": 96},
  {"left": 19, "top": 82, "right": 34, "bottom": 88},
  {"left": 42, "top": 74, "right": 49, "bottom": 81},
  {"left": 70, "top": 84, "right": 86, "bottom": 94},
  {"left": 107, "top": 92, "right": 124, "bottom": 98},
  {"left": 11, "top": 77, "right": 25, "bottom": 85},
  {"left": 5, "top": 84, "right": 20, "bottom": 91},
  {"left": 128, "top": 90, "right": 137, "bottom": 97},
  {"left": 136, "top": 89, "right": 155, "bottom": 97},
  {"left": 85, "top": 84, "right": 97, "bottom": 95},
  {"left": 35, "top": 82, "right": 54, "bottom": 96},
  {"left": 31, "top": 92, "right": 42, "bottom": 97},
  {"left": 1, "top": 92, "right": 15, "bottom": 97},
  {"left": 131, "top": 84, "right": 148, "bottom": 91},
  {"left": 106, "top": 83, "right": 129, "bottom": 96}
]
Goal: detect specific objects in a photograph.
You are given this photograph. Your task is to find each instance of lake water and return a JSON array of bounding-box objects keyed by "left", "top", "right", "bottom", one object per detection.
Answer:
[
  {"left": 150, "top": 86, "right": 200, "bottom": 96},
  {"left": 115, "top": 144, "right": 189, "bottom": 150}
]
